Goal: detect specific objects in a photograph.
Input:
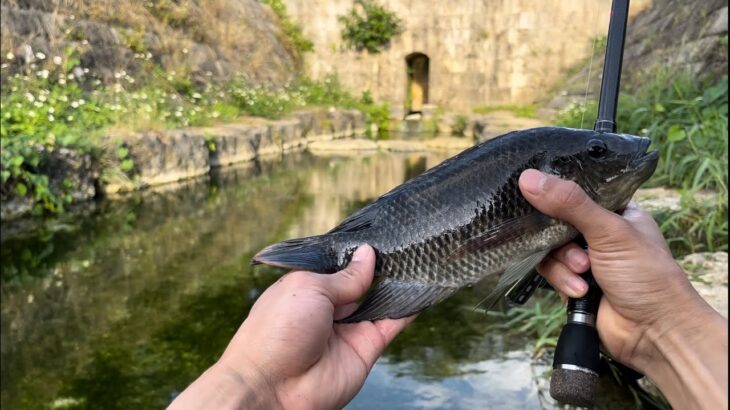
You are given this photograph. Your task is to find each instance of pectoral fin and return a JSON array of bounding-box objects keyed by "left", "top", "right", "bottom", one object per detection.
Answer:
[{"left": 475, "top": 249, "right": 551, "bottom": 311}]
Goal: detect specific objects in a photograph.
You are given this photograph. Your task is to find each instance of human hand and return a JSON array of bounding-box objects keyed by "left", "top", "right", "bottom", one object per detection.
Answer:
[
  {"left": 518, "top": 169, "right": 727, "bottom": 408},
  {"left": 169, "top": 245, "right": 415, "bottom": 410}
]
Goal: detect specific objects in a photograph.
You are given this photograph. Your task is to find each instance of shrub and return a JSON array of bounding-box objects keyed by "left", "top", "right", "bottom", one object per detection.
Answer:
[
  {"left": 450, "top": 115, "right": 468, "bottom": 136},
  {"left": 338, "top": 0, "right": 403, "bottom": 54}
]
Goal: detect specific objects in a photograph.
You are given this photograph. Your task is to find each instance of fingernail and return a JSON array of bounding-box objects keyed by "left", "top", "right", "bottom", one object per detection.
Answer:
[
  {"left": 521, "top": 169, "right": 546, "bottom": 195},
  {"left": 351, "top": 245, "right": 368, "bottom": 263},
  {"left": 566, "top": 247, "right": 589, "bottom": 270},
  {"left": 566, "top": 276, "right": 588, "bottom": 296}
]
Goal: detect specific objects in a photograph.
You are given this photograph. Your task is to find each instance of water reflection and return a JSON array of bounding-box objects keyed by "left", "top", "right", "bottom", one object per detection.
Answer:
[{"left": 1, "top": 151, "right": 635, "bottom": 409}]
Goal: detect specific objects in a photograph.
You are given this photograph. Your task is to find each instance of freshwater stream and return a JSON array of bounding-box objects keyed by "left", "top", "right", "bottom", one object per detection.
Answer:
[{"left": 1, "top": 151, "right": 637, "bottom": 409}]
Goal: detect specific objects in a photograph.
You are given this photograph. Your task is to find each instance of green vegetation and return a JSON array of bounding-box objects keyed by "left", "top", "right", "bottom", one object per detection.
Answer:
[
  {"left": 473, "top": 103, "right": 538, "bottom": 119},
  {"left": 450, "top": 115, "right": 469, "bottom": 137},
  {"left": 260, "top": 0, "right": 314, "bottom": 60},
  {"left": 0, "top": 52, "right": 389, "bottom": 216},
  {"left": 555, "top": 72, "right": 728, "bottom": 253},
  {"left": 338, "top": 0, "right": 403, "bottom": 54}
]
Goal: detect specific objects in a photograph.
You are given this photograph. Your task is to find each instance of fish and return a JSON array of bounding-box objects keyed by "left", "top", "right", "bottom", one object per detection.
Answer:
[{"left": 252, "top": 127, "right": 659, "bottom": 323}]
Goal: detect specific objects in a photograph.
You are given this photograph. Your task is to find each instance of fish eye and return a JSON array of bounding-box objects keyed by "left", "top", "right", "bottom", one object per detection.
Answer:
[{"left": 586, "top": 139, "right": 607, "bottom": 158}]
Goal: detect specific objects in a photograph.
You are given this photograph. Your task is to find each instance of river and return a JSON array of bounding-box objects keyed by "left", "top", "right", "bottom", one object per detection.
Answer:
[{"left": 1, "top": 151, "right": 637, "bottom": 409}]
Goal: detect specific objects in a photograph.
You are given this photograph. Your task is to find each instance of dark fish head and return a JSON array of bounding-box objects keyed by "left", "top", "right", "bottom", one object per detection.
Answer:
[{"left": 545, "top": 129, "right": 659, "bottom": 211}]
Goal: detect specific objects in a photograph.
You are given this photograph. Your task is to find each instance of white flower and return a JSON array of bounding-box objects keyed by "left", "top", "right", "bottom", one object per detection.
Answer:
[
  {"left": 53, "top": 56, "right": 63, "bottom": 65},
  {"left": 59, "top": 78, "right": 66, "bottom": 85},
  {"left": 182, "top": 48, "right": 188, "bottom": 54},
  {"left": 71, "top": 101, "right": 79, "bottom": 108},
  {"left": 37, "top": 69, "right": 49, "bottom": 79},
  {"left": 67, "top": 115, "right": 74, "bottom": 121},
  {"left": 35, "top": 52, "right": 46, "bottom": 60},
  {"left": 5, "top": 52, "right": 14, "bottom": 60},
  {"left": 28, "top": 111, "right": 36, "bottom": 117},
  {"left": 48, "top": 114, "right": 55, "bottom": 121},
  {"left": 48, "top": 107, "right": 55, "bottom": 113},
  {"left": 67, "top": 73, "right": 75, "bottom": 80},
  {"left": 24, "top": 93, "right": 35, "bottom": 102},
  {"left": 192, "top": 92, "right": 202, "bottom": 99}
]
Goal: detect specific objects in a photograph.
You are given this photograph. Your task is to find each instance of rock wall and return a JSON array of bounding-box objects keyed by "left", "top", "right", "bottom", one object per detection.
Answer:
[
  {"left": 283, "top": 0, "right": 618, "bottom": 110},
  {"left": 545, "top": 0, "right": 728, "bottom": 111},
  {"left": 0, "top": 0, "right": 298, "bottom": 86},
  {"left": 104, "top": 109, "right": 366, "bottom": 194}
]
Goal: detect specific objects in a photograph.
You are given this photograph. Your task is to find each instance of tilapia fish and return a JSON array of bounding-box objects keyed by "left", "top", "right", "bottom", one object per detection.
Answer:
[{"left": 253, "top": 127, "right": 659, "bottom": 322}]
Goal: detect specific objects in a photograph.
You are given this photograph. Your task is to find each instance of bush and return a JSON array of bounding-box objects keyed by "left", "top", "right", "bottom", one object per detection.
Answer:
[
  {"left": 338, "top": 0, "right": 403, "bottom": 54},
  {"left": 450, "top": 115, "right": 468, "bottom": 136}
]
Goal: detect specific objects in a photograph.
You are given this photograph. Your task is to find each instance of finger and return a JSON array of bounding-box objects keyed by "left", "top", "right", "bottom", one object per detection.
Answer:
[
  {"left": 322, "top": 245, "right": 375, "bottom": 306},
  {"left": 551, "top": 243, "right": 590, "bottom": 273},
  {"left": 373, "top": 314, "right": 417, "bottom": 346},
  {"left": 519, "top": 169, "right": 626, "bottom": 243},
  {"left": 537, "top": 256, "right": 588, "bottom": 298},
  {"left": 334, "top": 315, "right": 417, "bottom": 367},
  {"left": 334, "top": 303, "right": 359, "bottom": 321}
]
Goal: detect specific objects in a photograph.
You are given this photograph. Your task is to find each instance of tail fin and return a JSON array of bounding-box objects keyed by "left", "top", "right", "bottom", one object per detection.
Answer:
[{"left": 252, "top": 235, "right": 340, "bottom": 273}]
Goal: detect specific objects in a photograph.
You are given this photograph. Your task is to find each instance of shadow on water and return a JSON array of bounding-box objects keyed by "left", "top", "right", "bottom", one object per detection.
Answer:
[{"left": 1, "top": 151, "right": 638, "bottom": 409}]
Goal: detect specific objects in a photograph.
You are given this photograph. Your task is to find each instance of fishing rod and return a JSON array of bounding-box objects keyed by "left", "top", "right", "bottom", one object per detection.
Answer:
[
  {"left": 549, "top": 0, "right": 632, "bottom": 407},
  {"left": 502, "top": 0, "right": 635, "bottom": 406}
]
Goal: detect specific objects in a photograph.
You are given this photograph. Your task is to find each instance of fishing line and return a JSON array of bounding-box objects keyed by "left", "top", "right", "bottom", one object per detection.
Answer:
[{"left": 580, "top": 27, "right": 599, "bottom": 129}]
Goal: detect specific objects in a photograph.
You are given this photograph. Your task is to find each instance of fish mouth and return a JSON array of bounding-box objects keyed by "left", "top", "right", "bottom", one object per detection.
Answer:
[{"left": 631, "top": 137, "right": 659, "bottom": 177}]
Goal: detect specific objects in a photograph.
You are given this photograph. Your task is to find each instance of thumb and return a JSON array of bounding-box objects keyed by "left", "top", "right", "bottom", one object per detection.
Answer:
[
  {"left": 322, "top": 245, "right": 375, "bottom": 306},
  {"left": 519, "top": 169, "right": 626, "bottom": 243}
]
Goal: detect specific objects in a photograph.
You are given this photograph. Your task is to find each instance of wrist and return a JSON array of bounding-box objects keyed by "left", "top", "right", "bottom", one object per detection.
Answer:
[
  {"left": 168, "top": 360, "right": 282, "bottom": 410},
  {"left": 632, "top": 289, "right": 728, "bottom": 408},
  {"left": 214, "top": 358, "right": 283, "bottom": 410}
]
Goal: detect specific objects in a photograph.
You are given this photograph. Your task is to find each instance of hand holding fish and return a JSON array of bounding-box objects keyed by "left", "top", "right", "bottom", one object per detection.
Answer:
[
  {"left": 520, "top": 169, "right": 728, "bottom": 410},
  {"left": 168, "top": 245, "right": 414, "bottom": 410}
]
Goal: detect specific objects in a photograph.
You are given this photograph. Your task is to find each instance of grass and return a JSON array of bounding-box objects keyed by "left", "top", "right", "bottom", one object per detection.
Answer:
[
  {"left": 554, "top": 71, "right": 728, "bottom": 254},
  {"left": 472, "top": 103, "right": 539, "bottom": 118},
  {"left": 0, "top": 51, "right": 389, "bottom": 216}
]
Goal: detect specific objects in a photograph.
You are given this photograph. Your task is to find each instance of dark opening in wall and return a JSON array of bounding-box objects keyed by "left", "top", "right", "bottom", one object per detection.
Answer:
[{"left": 405, "top": 52, "right": 429, "bottom": 114}]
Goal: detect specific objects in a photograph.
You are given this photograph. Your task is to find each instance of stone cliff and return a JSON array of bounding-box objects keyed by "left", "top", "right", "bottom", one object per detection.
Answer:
[{"left": 1, "top": 0, "right": 299, "bottom": 87}]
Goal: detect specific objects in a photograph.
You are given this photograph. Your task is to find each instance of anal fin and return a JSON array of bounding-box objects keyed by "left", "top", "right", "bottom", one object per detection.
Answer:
[{"left": 336, "top": 279, "right": 457, "bottom": 323}]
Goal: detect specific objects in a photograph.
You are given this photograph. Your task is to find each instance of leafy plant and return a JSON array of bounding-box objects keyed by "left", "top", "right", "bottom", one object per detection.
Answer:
[
  {"left": 260, "top": 0, "right": 314, "bottom": 60},
  {"left": 338, "top": 0, "right": 403, "bottom": 54},
  {"left": 450, "top": 115, "right": 469, "bottom": 136}
]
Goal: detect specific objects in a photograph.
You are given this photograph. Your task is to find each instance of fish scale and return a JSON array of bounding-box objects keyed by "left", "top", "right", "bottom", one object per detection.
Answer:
[{"left": 252, "top": 127, "right": 659, "bottom": 322}]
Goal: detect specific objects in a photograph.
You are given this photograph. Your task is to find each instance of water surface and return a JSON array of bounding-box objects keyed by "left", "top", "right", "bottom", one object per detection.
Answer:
[{"left": 1, "top": 151, "right": 637, "bottom": 409}]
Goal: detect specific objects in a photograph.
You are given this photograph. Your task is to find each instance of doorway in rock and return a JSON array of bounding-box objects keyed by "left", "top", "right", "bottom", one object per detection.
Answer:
[{"left": 405, "top": 53, "right": 429, "bottom": 115}]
